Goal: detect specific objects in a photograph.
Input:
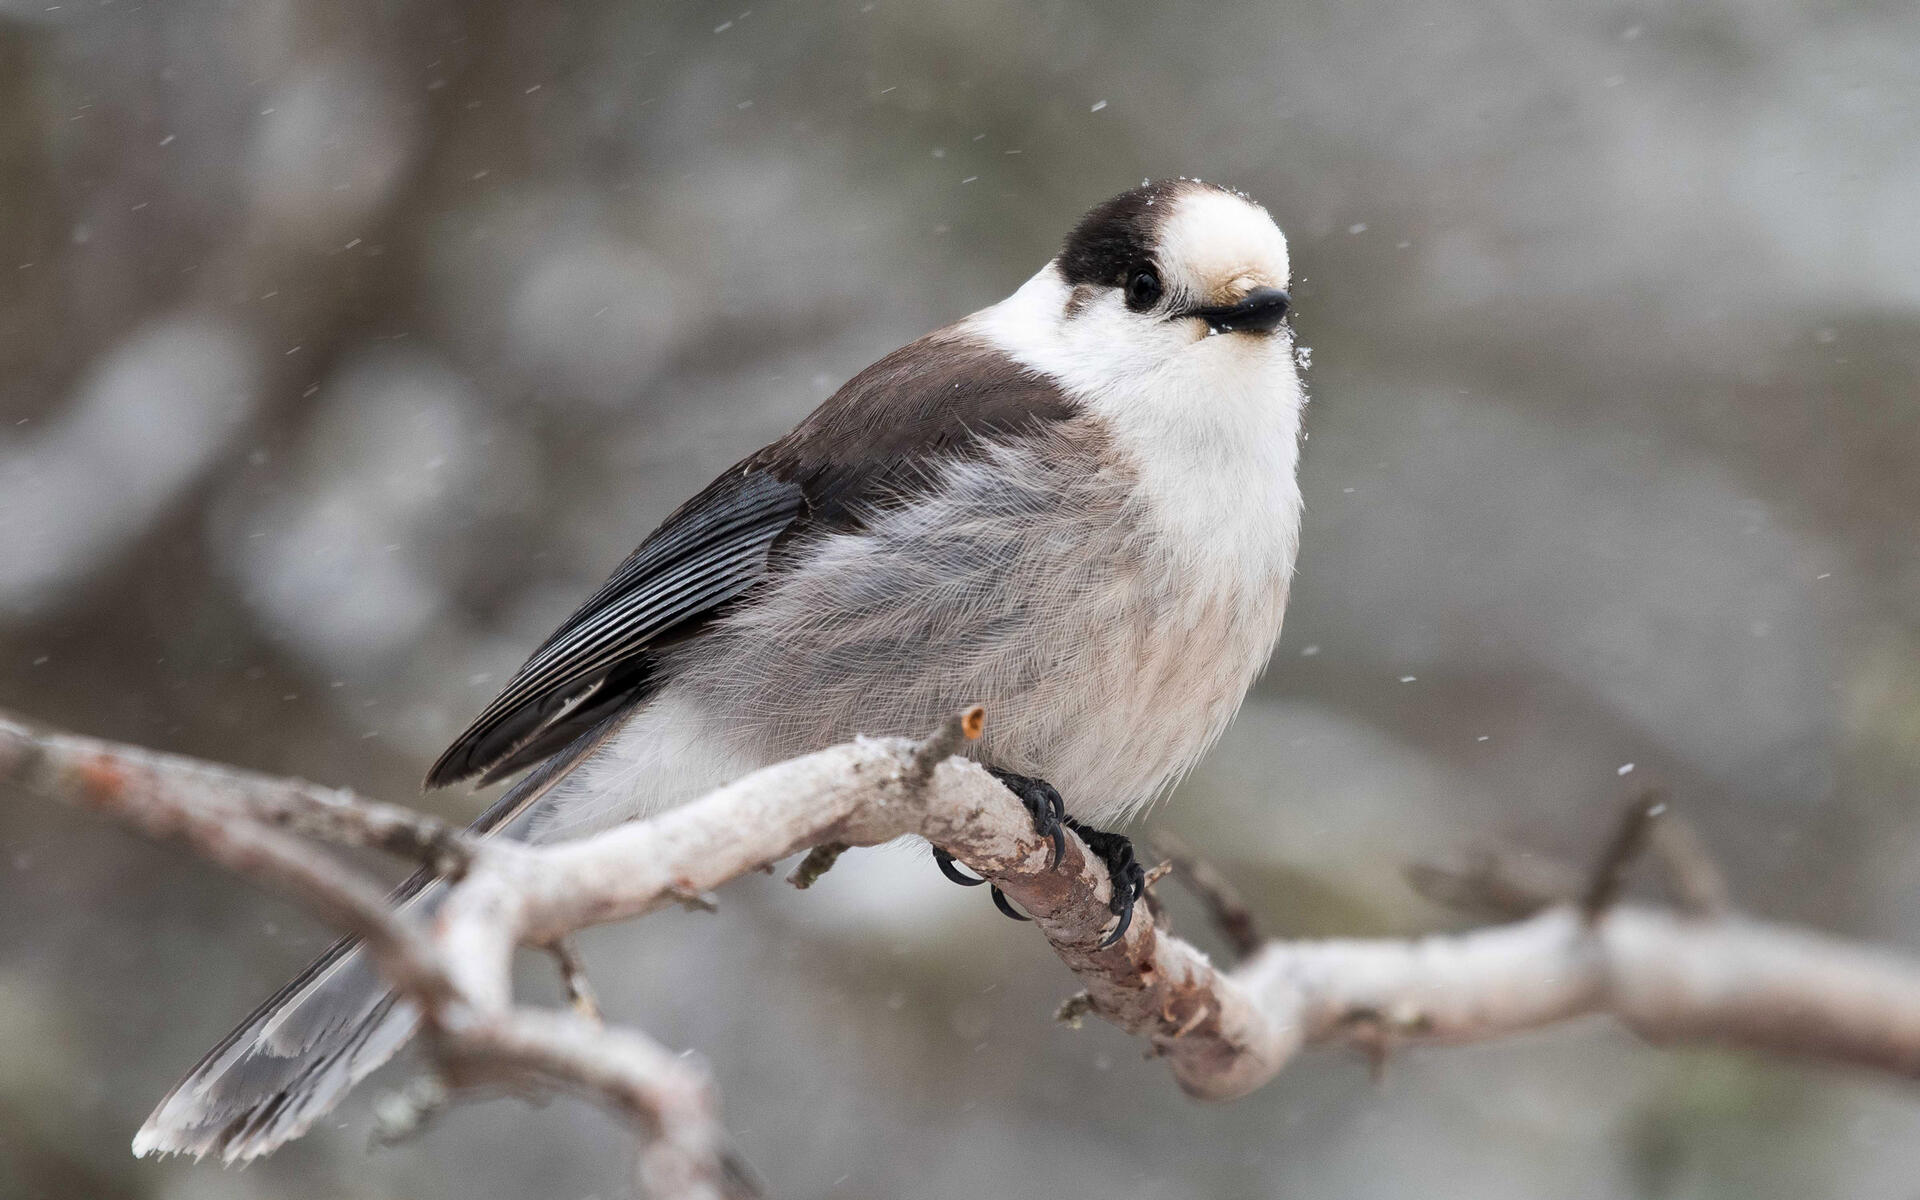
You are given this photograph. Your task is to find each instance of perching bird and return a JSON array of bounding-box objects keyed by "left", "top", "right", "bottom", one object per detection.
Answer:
[{"left": 137, "top": 178, "right": 1308, "bottom": 1163}]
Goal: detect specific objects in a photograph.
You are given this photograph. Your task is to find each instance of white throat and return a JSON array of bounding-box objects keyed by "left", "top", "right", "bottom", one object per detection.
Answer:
[{"left": 966, "top": 264, "right": 1307, "bottom": 595}]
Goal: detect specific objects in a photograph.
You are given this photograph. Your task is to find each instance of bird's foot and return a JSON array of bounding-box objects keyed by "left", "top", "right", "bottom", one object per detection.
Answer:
[
  {"left": 929, "top": 770, "right": 1070, "bottom": 922},
  {"left": 930, "top": 845, "right": 985, "bottom": 888},
  {"left": 987, "top": 769, "right": 1067, "bottom": 865},
  {"left": 1063, "top": 817, "right": 1147, "bottom": 948},
  {"left": 931, "top": 846, "right": 1031, "bottom": 922}
]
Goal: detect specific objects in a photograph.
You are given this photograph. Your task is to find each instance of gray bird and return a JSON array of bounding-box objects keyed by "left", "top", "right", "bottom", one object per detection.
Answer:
[{"left": 136, "top": 178, "right": 1308, "bottom": 1163}]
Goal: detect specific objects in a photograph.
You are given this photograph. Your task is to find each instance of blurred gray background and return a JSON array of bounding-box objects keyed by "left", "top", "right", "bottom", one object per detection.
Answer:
[{"left": 3, "top": 1, "right": 1918, "bottom": 1197}]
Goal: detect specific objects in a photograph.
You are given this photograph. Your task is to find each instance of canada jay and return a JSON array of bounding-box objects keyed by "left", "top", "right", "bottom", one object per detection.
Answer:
[{"left": 137, "top": 178, "right": 1307, "bottom": 1162}]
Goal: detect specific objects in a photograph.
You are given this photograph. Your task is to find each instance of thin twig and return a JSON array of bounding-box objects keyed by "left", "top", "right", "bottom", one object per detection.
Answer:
[
  {"left": 905, "top": 704, "right": 984, "bottom": 790},
  {"left": 1153, "top": 831, "right": 1263, "bottom": 961},
  {"left": 1581, "top": 790, "right": 1667, "bottom": 922},
  {"left": 546, "top": 939, "right": 603, "bottom": 1023},
  {"left": 1404, "top": 848, "right": 1580, "bottom": 920},
  {"left": 786, "top": 843, "right": 847, "bottom": 889},
  {"left": 1651, "top": 816, "right": 1733, "bottom": 917}
]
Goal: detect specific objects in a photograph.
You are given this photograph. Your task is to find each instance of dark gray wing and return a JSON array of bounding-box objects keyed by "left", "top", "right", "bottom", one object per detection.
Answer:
[
  {"left": 427, "top": 332, "right": 1076, "bottom": 792},
  {"left": 425, "top": 468, "right": 805, "bottom": 788}
]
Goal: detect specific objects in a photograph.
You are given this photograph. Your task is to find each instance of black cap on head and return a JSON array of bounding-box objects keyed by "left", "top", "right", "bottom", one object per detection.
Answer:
[{"left": 1057, "top": 178, "right": 1246, "bottom": 287}]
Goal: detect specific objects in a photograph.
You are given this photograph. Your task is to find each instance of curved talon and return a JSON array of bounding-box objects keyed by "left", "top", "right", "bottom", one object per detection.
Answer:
[
  {"left": 1098, "top": 878, "right": 1142, "bottom": 948},
  {"left": 988, "top": 769, "right": 1069, "bottom": 869},
  {"left": 1063, "top": 816, "right": 1147, "bottom": 949},
  {"left": 932, "top": 846, "right": 986, "bottom": 887},
  {"left": 990, "top": 885, "right": 1031, "bottom": 921}
]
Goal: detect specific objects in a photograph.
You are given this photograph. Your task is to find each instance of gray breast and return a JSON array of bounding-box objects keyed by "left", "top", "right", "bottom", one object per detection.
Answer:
[{"left": 661, "top": 417, "right": 1286, "bottom": 825}]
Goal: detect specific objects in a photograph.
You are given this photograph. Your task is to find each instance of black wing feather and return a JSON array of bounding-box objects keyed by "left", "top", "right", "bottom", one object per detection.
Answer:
[{"left": 425, "top": 469, "right": 805, "bottom": 788}]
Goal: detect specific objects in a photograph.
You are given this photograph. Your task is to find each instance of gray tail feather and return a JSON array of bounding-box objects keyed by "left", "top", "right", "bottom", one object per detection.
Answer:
[{"left": 133, "top": 716, "right": 623, "bottom": 1163}]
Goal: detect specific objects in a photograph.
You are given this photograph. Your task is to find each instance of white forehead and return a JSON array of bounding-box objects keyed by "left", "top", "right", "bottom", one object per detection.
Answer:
[{"left": 1156, "top": 188, "right": 1290, "bottom": 286}]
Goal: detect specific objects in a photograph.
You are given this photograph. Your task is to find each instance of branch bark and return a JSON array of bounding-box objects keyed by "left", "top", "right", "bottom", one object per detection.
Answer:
[
  {"left": 11, "top": 708, "right": 1920, "bottom": 1196},
  {"left": 0, "top": 714, "right": 732, "bottom": 1198}
]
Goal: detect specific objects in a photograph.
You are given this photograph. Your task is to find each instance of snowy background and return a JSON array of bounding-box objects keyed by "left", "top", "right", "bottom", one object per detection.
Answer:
[{"left": 3, "top": 1, "right": 1919, "bottom": 1197}]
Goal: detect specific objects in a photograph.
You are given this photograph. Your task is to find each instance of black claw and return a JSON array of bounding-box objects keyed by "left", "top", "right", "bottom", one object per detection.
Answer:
[
  {"left": 1064, "top": 817, "right": 1148, "bottom": 948},
  {"left": 988, "top": 769, "right": 1068, "bottom": 868},
  {"left": 932, "top": 846, "right": 985, "bottom": 887},
  {"left": 933, "top": 846, "right": 1031, "bottom": 922},
  {"left": 1098, "top": 892, "right": 1137, "bottom": 948},
  {"left": 933, "top": 770, "right": 1080, "bottom": 928},
  {"left": 990, "top": 885, "right": 1031, "bottom": 921}
]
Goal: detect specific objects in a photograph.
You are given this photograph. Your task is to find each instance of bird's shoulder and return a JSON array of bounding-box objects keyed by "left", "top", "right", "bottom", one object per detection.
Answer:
[{"left": 744, "top": 325, "right": 1081, "bottom": 529}]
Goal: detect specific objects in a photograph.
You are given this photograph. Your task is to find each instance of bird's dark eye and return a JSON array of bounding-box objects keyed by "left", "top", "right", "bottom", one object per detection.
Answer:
[{"left": 1124, "top": 266, "right": 1162, "bottom": 312}]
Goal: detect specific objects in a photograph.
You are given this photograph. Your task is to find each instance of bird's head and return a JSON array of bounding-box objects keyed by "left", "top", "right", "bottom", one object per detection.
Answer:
[
  {"left": 1059, "top": 178, "right": 1292, "bottom": 339},
  {"left": 975, "top": 179, "right": 1300, "bottom": 410}
]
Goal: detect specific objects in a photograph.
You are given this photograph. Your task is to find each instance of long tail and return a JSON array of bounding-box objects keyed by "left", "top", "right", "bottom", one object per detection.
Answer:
[{"left": 133, "top": 718, "right": 621, "bottom": 1163}]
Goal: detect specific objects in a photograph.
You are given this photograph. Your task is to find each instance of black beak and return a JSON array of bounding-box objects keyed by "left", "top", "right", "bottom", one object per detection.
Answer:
[{"left": 1184, "top": 287, "right": 1292, "bottom": 334}]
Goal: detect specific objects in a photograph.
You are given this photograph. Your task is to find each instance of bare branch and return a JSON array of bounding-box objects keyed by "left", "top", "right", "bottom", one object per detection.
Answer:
[
  {"left": 0, "top": 712, "right": 472, "bottom": 872},
  {"left": 433, "top": 1009, "right": 736, "bottom": 1199},
  {"left": 0, "top": 715, "right": 453, "bottom": 1009},
  {"left": 0, "top": 712, "right": 737, "bottom": 1200},
  {"left": 1239, "top": 904, "right": 1920, "bottom": 1078},
  {"left": 15, "top": 706, "right": 1920, "bottom": 1192}
]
